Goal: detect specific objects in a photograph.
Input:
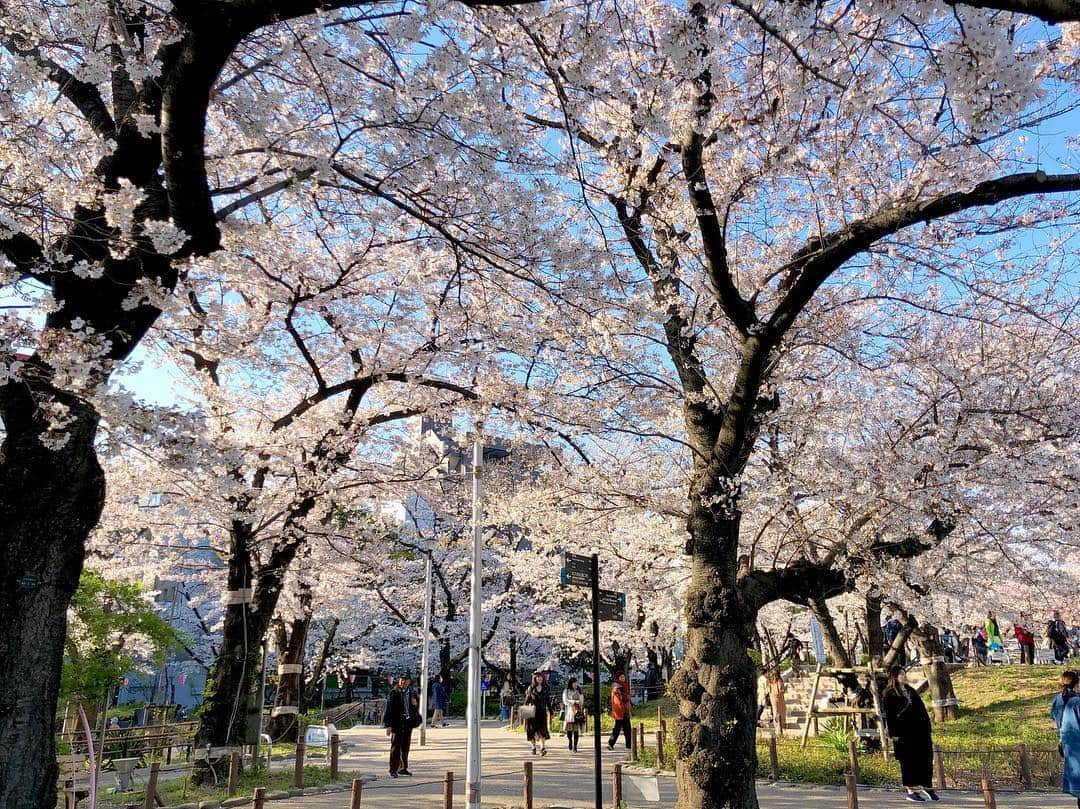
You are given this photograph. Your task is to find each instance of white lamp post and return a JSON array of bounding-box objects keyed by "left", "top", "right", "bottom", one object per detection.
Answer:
[
  {"left": 465, "top": 434, "right": 484, "bottom": 809},
  {"left": 419, "top": 545, "right": 433, "bottom": 746}
]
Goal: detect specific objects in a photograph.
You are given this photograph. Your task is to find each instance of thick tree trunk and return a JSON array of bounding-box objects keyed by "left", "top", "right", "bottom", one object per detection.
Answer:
[
  {"left": 670, "top": 512, "right": 759, "bottom": 809},
  {"left": 0, "top": 387, "right": 104, "bottom": 809},
  {"left": 192, "top": 524, "right": 270, "bottom": 783},
  {"left": 911, "top": 625, "right": 959, "bottom": 721},
  {"left": 267, "top": 592, "right": 312, "bottom": 742}
]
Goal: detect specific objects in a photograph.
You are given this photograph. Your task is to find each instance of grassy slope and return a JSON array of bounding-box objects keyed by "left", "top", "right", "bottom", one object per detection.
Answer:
[{"left": 634, "top": 665, "right": 1065, "bottom": 785}]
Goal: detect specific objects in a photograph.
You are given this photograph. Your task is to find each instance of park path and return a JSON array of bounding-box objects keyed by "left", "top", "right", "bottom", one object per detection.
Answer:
[{"left": 257, "top": 720, "right": 1080, "bottom": 809}]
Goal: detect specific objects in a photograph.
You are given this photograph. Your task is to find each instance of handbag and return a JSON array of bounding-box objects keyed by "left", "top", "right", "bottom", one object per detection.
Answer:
[{"left": 519, "top": 704, "right": 536, "bottom": 720}]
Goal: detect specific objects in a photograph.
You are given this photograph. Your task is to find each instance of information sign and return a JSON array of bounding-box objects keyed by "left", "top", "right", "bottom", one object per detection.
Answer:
[
  {"left": 597, "top": 589, "right": 626, "bottom": 622},
  {"left": 564, "top": 552, "right": 594, "bottom": 587}
]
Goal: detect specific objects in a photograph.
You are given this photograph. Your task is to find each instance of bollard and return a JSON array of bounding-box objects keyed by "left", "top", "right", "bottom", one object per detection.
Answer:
[
  {"left": 981, "top": 778, "right": 996, "bottom": 809},
  {"left": 142, "top": 762, "right": 160, "bottom": 809},
  {"left": 330, "top": 734, "right": 340, "bottom": 780},
  {"left": 933, "top": 745, "right": 946, "bottom": 790},
  {"left": 638, "top": 722, "right": 646, "bottom": 757},
  {"left": 443, "top": 771, "right": 454, "bottom": 809},
  {"left": 631, "top": 721, "right": 638, "bottom": 761},
  {"left": 1018, "top": 743, "right": 1032, "bottom": 790},
  {"left": 228, "top": 751, "right": 240, "bottom": 796},
  {"left": 656, "top": 730, "right": 665, "bottom": 768},
  {"left": 847, "top": 739, "right": 860, "bottom": 783},
  {"left": 251, "top": 787, "right": 266, "bottom": 809},
  {"left": 523, "top": 761, "right": 534, "bottom": 809},
  {"left": 509, "top": 706, "right": 515, "bottom": 728},
  {"left": 294, "top": 739, "right": 305, "bottom": 788},
  {"left": 612, "top": 762, "right": 623, "bottom": 805},
  {"left": 845, "top": 774, "right": 859, "bottom": 809},
  {"left": 768, "top": 734, "right": 780, "bottom": 781},
  {"left": 350, "top": 778, "right": 363, "bottom": 809},
  {"left": 660, "top": 718, "right": 667, "bottom": 736}
]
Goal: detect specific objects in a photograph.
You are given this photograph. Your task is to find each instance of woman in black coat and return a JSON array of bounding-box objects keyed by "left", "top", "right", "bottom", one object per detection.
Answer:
[
  {"left": 523, "top": 673, "right": 551, "bottom": 755},
  {"left": 882, "top": 666, "right": 938, "bottom": 803}
]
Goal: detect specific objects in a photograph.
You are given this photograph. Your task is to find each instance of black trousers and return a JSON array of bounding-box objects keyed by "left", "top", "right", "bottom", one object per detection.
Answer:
[
  {"left": 608, "top": 716, "right": 632, "bottom": 748},
  {"left": 1020, "top": 642, "right": 1035, "bottom": 664},
  {"left": 389, "top": 727, "right": 413, "bottom": 774}
]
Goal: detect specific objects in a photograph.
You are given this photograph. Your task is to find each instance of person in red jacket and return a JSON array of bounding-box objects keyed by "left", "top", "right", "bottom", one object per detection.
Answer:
[
  {"left": 1013, "top": 612, "right": 1036, "bottom": 665},
  {"left": 607, "top": 672, "right": 633, "bottom": 751}
]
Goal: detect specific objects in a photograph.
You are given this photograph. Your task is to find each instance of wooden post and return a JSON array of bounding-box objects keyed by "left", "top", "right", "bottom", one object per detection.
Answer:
[
  {"left": 981, "top": 778, "right": 996, "bottom": 809},
  {"left": 768, "top": 734, "right": 780, "bottom": 781},
  {"left": 443, "top": 771, "right": 454, "bottom": 809},
  {"left": 1018, "top": 743, "right": 1032, "bottom": 790},
  {"left": 252, "top": 787, "right": 266, "bottom": 809},
  {"left": 638, "top": 723, "right": 646, "bottom": 756},
  {"left": 523, "top": 761, "right": 533, "bottom": 809},
  {"left": 847, "top": 739, "right": 860, "bottom": 783},
  {"left": 294, "top": 739, "right": 305, "bottom": 788},
  {"left": 657, "top": 705, "right": 663, "bottom": 729},
  {"left": 142, "top": 762, "right": 160, "bottom": 809},
  {"left": 228, "top": 751, "right": 240, "bottom": 796},
  {"left": 933, "top": 745, "right": 946, "bottom": 790},
  {"left": 350, "top": 778, "right": 363, "bottom": 809},
  {"left": 656, "top": 730, "right": 665, "bottom": 768},
  {"left": 631, "top": 719, "right": 638, "bottom": 761},
  {"left": 845, "top": 774, "right": 859, "bottom": 809},
  {"left": 330, "top": 734, "right": 340, "bottom": 780},
  {"left": 509, "top": 706, "right": 515, "bottom": 728},
  {"left": 612, "top": 762, "right": 623, "bottom": 806}
]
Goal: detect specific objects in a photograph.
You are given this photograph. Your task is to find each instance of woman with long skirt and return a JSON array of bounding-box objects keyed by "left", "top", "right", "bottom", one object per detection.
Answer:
[
  {"left": 523, "top": 673, "right": 551, "bottom": 756},
  {"left": 882, "top": 666, "right": 939, "bottom": 803}
]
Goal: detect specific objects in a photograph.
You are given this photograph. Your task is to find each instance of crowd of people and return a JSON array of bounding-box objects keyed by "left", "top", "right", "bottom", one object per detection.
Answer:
[{"left": 881, "top": 609, "right": 1080, "bottom": 667}]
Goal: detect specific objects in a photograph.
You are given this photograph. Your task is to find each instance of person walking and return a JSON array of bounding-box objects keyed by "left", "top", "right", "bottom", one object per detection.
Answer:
[
  {"left": 607, "top": 672, "right": 633, "bottom": 751},
  {"left": 1049, "top": 611, "right": 1072, "bottom": 663},
  {"left": 431, "top": 674, "right": 449, "bottom": 727},
  {"left": 1051, "top": 670, "right": 1080, "bottom": 807},
  {"left": 562, "top": 677, "right": 586, "bottom": 751},
  {"left": 1013, "top": 612, "right": 1036, "bottom": 665},
  {"left": 767, "top": 669, "right": 787, "bottom": 736},
  {"left": 382, "top": 674, "right": 420, "bottom": 777},
  {"left": 499, "top": 680, "right": 513, "bottom": 722},
  {"left": 883, "top": 666, "right": 939, "bottom": 803},
  {"left": 523, "top": 673, "right": 551, "bottom": 755}
]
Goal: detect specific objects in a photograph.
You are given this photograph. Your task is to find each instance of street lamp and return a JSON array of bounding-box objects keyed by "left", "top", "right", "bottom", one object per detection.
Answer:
[
  {"left": 465, "top": 434, "right": 484, "bottom": 809},
  {"left": 419, "top": 540, "right": 434, "bottom": 746}
]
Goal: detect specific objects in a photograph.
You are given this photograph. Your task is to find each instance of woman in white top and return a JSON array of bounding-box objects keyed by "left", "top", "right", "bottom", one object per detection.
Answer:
[{"left": 562, "top": 677, "right": 586, "bottom": 752}]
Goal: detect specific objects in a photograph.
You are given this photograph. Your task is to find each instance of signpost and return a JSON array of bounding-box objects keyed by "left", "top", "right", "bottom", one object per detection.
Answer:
[{"left": 562, "top": 552, "right": 625, "bottom": 809}]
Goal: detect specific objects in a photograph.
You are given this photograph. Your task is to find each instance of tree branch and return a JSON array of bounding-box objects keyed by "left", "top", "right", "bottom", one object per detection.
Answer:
[
  {"left": 946, "top": 0, "right": 1080, "bottom": 22},
  {"left": 766, "top": 171, "right": 1080, "bottom": 343},
  {"left": 740, "top": 558, "right": 851, "bottom": 612},
  {"left": 0, "top": 231, "right": 48, "bottom": 284}
]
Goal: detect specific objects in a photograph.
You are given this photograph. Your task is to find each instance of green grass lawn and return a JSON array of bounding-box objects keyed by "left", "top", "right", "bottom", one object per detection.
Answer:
[{"left": 631, "top": 665, "right": 1065, "bottom": 788}]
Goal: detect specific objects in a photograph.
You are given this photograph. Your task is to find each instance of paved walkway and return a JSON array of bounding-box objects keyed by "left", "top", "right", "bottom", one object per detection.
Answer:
[{"left": 253, "top": 721, "right": 1079, "bottom": 809}]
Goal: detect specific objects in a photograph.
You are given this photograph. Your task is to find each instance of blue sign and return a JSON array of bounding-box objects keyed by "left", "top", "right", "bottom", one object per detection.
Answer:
[{"left": 480, "top": 678, "right": 490, "bottom": 692}]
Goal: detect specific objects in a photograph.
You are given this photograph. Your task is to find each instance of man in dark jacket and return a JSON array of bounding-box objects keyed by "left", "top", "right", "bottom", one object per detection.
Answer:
[
  {"left": 1048, "top": 611, "right": 1070, "bottom": 663},
  {"left": 382, "top": 674, "right": 419, "bottom": 777}
]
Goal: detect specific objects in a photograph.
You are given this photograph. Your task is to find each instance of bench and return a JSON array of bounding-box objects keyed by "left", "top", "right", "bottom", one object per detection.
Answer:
[{"left": 57, "top": 753, "right": 90, "bottom": 809}]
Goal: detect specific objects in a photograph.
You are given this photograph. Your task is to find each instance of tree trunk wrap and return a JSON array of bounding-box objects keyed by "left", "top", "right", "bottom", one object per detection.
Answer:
[
  {"left": 0, "top": 391, "right": 104, "bottom": 809},
  {"left": 268, "top": 602, "right": 311, "bottom": 742}
]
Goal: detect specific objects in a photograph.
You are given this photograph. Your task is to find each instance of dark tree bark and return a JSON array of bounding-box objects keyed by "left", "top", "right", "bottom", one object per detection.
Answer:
[
  {"left": 304, "top": 618, "right": 340, "bottom": 709},
  {"left": 0, "top": 387, "right": 104, "bottom": 809},
  {"left": 267, "top": 588, "right": 313, "bottom": 742}
]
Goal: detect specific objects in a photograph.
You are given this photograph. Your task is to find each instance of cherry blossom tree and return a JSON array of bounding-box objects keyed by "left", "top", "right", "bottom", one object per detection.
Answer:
[
  {"left": 1, "top": 0, "right": 544, "bottom": 801},
  {"left": 433, "top": 3, "right": 1080, "bottom": 805}
]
